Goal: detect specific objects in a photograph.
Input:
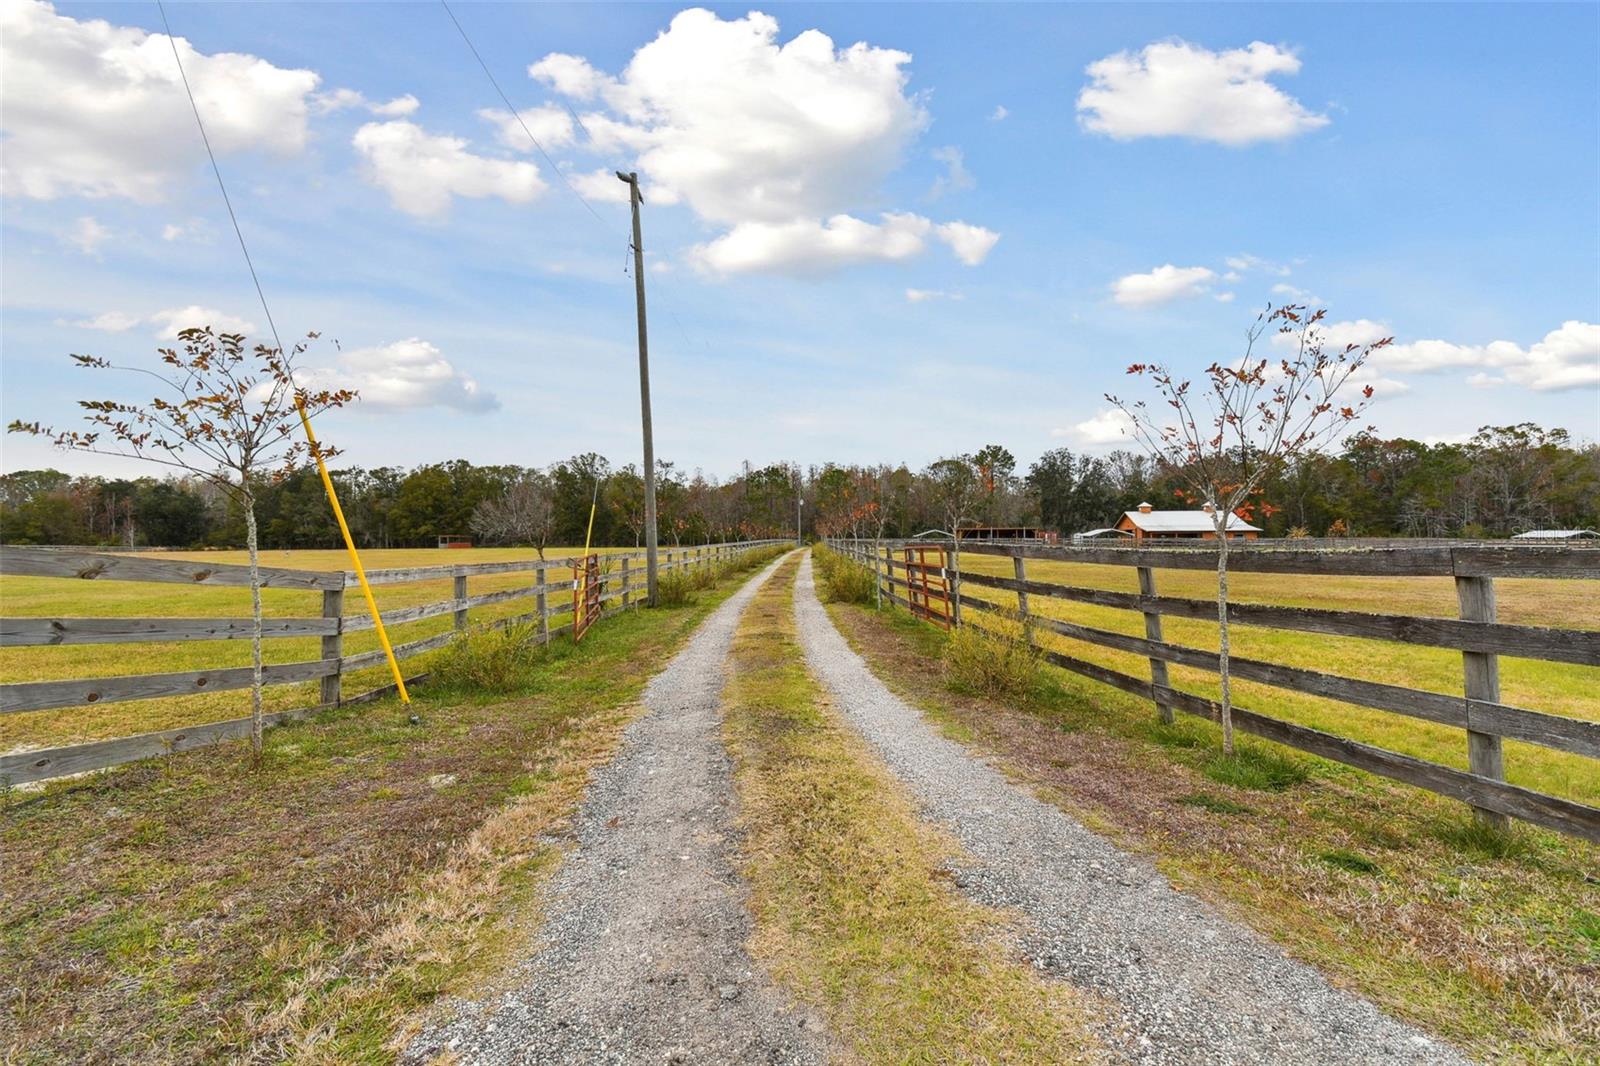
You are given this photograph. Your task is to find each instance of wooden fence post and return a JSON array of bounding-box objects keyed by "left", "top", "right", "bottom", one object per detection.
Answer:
[
  {"left": 622, "top": 557, "right": 632, "bottom": 608},
  {"left": 536, "top": 564, "right": 548, "bottom": 642},
  {"left": 320, "top": 588, "right": 343, "bottom": 707},
  {"left": 453, "top": 574, "right": 468, "bottom": 630},
  {"left": 1456, "top": 574, "right": 1509, "bottom": 830},
  {"left": 1136, "top": 566, "right": 1175, "bottom": 725},
  {"left": 1012, "top": 552, "right": 1031, "bottom": 645},
  {"left": 949, "top": 543, "right": 962, "bottom": 626}
]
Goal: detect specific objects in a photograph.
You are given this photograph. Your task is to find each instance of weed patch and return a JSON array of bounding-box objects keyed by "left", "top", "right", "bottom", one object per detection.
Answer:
[
  {"left": 943, "top": 622, "right": 1040, "bottom": 703},
  {"left": 811, "top": 545, "right": 876, "bottom": 605},
  {"left": 1319, "top": 848, "right": 1383, "bottom": 876},
  {"left": 1201, "top": 742, "right": 1310, "bottom": 792},
  {"left": 1176, "top": 792, "right": 1253, "bottom": 816},
  {"left": 429, "top": 621, "right": 546, "bottom": 694}
]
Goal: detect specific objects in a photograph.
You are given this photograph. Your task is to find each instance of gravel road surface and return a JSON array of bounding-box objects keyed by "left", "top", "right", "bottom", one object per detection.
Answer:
[
  {"left": 792, "top": 553, "right": 1466, "bottom": 1066},
  {"left": 407, "top": 552, "right": 825, "bottom": 1065}
]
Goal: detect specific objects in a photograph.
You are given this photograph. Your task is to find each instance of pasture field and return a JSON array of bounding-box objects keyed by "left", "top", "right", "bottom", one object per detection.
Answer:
[
  {"left": 948, "top": 551, "right": 1600, "bottom": 805},
  {"left": 0, "top": 546, "right": 658, "bottom": 753}
]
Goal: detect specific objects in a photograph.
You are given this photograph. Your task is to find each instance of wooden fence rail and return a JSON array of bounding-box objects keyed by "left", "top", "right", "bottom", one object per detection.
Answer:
[
  {"left": 824, "top": 538, "right": 1600, "bottom": 844},
  {"left": 0, "top": 540, "right": 786, "bottom": 784}
]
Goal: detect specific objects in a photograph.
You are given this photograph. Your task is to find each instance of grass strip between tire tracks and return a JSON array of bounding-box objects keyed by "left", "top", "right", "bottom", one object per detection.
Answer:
[{"left": 719, "top": 554, "right": 1106, "bottom": 1064}]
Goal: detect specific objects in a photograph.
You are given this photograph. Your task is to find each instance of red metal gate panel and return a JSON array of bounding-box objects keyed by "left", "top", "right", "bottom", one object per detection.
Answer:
[
  {"left": 572, "top": 554, "right": 602, "bottom": 642},
  {"left": 903, "top": 545, "right": 953, "bottom": 630}
]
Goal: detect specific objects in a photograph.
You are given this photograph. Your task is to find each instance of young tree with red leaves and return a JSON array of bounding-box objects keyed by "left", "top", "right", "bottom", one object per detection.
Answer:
[
  {"left": 9, "top": 327, "right": 356, "bottom": 755},
  {"left": 1107, "top": 306, "right": 1390, "bottom": 754}
]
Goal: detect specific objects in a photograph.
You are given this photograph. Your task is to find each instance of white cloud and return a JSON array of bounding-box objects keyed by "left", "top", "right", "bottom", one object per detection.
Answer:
[
  {"left": 1271, "top": 282, "right": 1321, "bottom": 303},
  {"left": 1111, "top": 264, "right": 1216, "bottom": 307},
  {"left": 161, "top": 224, "right": 185, "bottom": 241},
  {"left": 990, "top": 105, "right": 1009, "bottom": 122},
  {"left": 1, "top": 0, "right": 320, "bottom": 201},
  {"left": 352, "top": 120, "right": 545, "bottom": 218},
  {"left": 147, "top": 306, "right": 258, "bottom": 339},
  {"left": 1078, "top": 40, "right": 1329, "bottom": 146},
  {"left": 69, "top": 311, "right": 142, "bottom": 332},
  {"left": 305, "top": 339, "right": 498, "bottom": 412},
  {"left": 534, "top": 9, "right": 993, "bottom": 274},
  {"left": 65, "top": 216, "right": 109, "bottom": 256},
  {"left": 928, "top": 146, "right": 974, "bottom": 199},
  {"left": 688, "top": 212, "right": 998, "bottom": 276},
  {"left": 1064, "top": 408, "right": 1135, "bottom": 445},
  {"left": 67, "top": 306, "right": 259, "bottom": 338},
  {"left": 691, "top": 213, "right": 933, "bottom": 276},
  {"left": 1285, "top": 318, "right": 1598, "bottom": 393},
  {"left": 1214, "top": 292, "right": 1236, "bottom": 303},
  {"left": 477, "top": 105, "right": 576, "bottom": 151},
  {"left": 313, "top": 88, "right": 418, "bottom": 117},
  {"left": 1225, "top": 253, "right": 1291, "bottom": 276},
  {"left": 528, "top": 52, "right": 611, "bottom": 100},
  {"left": 935, "top": 221, "right": 1000, "bottom": 265},
  {"left": 905, "top": 288, "right": 963, "bottom": 303}
]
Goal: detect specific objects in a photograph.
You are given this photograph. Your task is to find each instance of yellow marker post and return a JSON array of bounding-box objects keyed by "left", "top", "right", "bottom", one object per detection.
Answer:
[{"left": 296, "top": 400, "right": 409, "bottom": 702}]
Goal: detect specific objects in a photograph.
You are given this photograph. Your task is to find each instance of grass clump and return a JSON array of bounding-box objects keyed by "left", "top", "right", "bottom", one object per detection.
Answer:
[
  {"left": 1319, "top": 848, "right": 1383, "bottom": 876},
  {"left": 720, "top": 556, "right": 1102, "bottom": 1063},
  {"left": 655, "top": 569, "right": 697, "bottom": 607},
  {"left": 1434, "top": 816, "right": 1533, "bottom": 861},
  {"left": 1201, "top": 741, "right": 1310, "bottom": 792},
  {"left": 429, "top": 621, "right": 545, "bottom": 694},
  {"left": 812, "top": 545, "right": 876, "bottom": 605},
  {"left": 1176, "top": 791, "right": 1253, "bottom": 816},
  {"left": 942, "top": 622, "right": 1040, "bottom": 704}
]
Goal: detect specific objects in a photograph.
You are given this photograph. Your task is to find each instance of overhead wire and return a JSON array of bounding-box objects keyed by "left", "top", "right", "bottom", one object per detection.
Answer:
[
  {"left": 438, "top": 0, "right": 713, "bottom": 359},
  {"left": 154, "top": 0, "right": 411, "bottom": 703}
]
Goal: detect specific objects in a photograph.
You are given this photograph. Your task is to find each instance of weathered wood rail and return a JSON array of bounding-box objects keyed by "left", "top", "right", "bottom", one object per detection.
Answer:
[
  {"left": 0, "top": 540, "right": 786, "bottom": 784},
  {"left": 825, "top": 538, "right": 1600, "bottom": 844}
]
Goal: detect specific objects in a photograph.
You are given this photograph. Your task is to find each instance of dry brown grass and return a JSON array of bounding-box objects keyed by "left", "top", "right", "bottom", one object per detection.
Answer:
[
  {"left": 825, "top": 600, "right": 1600, "bottom": 1062},
  {"left": 720, "top": 555, "right": 1107, "bottom": 1064}
]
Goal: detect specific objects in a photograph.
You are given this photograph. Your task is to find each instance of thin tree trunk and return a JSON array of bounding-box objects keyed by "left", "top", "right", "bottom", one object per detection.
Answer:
[
  {"left": 1215, "top": 517, "right": 1234, "bottom": 755},
  {"left": 244, "top": 498, "right": 265, "bottom": 757}
]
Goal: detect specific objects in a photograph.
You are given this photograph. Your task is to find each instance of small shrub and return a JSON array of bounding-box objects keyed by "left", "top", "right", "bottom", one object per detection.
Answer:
[
  {"left": 429, "top": 621, "right": 544, "bottom": 694},
  {"left": 814, "top": 546, "right": 875, "bottom": 604},
  {"left": 942, "top": 624, "right": 1039, "bottom": 703},
  {"left": 656, "top": 570, "right": 697, "bottom": 608},
  {"left": 1319, "top": 848, "right": 1382, "bottom": 875},
  {"left": 1176, "top": 792, "right": 1253, "bottom": 816},
  {"left": 1201, "top": 742, "right": 1309, "bottom": 792}
]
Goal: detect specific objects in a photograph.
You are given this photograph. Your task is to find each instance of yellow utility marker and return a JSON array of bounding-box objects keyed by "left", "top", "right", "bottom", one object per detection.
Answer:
[{"left": 296, "top": 399, "right": 409, "bottom": 702}]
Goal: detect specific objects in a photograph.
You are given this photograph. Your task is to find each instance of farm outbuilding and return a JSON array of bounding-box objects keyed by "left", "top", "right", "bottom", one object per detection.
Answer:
[
  {"left": 1113, "top": 501, "right": 1261, "bottom": 541},
  {"left": 1511, "top": 529, "right": 1599, "bottom": 541}
]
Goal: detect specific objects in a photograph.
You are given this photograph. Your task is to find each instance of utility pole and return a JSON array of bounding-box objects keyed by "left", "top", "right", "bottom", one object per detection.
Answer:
[{"left": 617, "top": 171, "right": 658, "bottom": 605}]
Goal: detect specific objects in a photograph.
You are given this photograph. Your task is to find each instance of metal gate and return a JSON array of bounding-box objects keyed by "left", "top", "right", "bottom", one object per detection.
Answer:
[
  {"left": 572, "top": 553, "right": 602, "bottom": 642},
  {"left": 903, "top": 545, "right": 953, "bottom": 629}
]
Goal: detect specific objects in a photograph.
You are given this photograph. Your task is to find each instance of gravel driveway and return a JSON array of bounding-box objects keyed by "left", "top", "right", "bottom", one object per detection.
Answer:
[
  {"left": 791, "top": 553, "right": 1466, "bottom": 1066},
  {"left": 407, "top": 552, "right": 825, "bottom": 1065}
]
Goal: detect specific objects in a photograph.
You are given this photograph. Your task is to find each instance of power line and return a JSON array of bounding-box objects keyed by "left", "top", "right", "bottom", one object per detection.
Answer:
[
  {"left": 155, "top": 0, "right": 289, "bottom": 361},
  {"left": 440, "top": 0, "right": 615, "bottom": 233}
]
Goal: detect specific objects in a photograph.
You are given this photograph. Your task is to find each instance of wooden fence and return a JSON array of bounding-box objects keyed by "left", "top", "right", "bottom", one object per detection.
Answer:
[
  {"left": 0, "top": 540, "right": 786, "bottom": 785},
  {"left": 825, "top": 537, "right": 1600, "bottom": 844}
]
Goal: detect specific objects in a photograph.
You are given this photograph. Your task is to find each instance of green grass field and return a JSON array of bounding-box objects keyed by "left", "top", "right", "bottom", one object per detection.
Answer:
[
  {"left": 0, "top": 546, "right": 701, "bottom": 753},
  {"left": 945, "top": 551, "right": 1600, "bottom": 805}
]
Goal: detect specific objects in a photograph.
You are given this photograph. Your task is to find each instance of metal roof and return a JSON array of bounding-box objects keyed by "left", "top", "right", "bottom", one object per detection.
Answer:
[
  {"left": 1121, "top": 510, "right": 1262, "bottom": 533},
  {"left": 1510, "top": 529, "right": 1599, "bottom": 539},
  {"left": 1074, "top": 527, "right": 1134, "bottom": 539}
]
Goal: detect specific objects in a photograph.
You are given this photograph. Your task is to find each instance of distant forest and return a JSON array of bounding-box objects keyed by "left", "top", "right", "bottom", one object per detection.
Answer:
[{"left": 1, "top": 423, "right": 1594, "bottom": 549}]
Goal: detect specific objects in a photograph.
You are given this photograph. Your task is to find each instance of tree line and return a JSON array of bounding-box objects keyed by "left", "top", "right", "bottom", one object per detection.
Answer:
[{"left": 2, "top": 423, "right": 1594, "bottom": 549}]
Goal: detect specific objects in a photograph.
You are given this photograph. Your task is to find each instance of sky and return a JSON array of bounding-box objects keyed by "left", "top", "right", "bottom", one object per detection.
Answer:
[{"left": 2, "top": 1, "right": 1597, "bottom": 482}]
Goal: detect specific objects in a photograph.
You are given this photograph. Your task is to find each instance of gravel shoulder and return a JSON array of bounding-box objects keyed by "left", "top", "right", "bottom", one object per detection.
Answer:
[
  {"left": 407, "top": 552, "right": 825, "bottom": 1065},
  {"left": 792, "top": 553, "right": 1468, "bottom": 1066}
]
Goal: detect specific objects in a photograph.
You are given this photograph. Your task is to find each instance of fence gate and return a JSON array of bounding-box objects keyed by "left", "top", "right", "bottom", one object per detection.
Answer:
[
  {"left": 572, "top": 554, "right": 602, "bottom": 642},
  {"left": 903, "top": 545, "right": 953, "bottom": 629}
]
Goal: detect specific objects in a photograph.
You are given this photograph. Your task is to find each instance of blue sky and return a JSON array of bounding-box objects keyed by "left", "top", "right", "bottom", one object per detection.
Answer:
[{"left": 3, "top": 1, "right": 1597, "bottom": 481}]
